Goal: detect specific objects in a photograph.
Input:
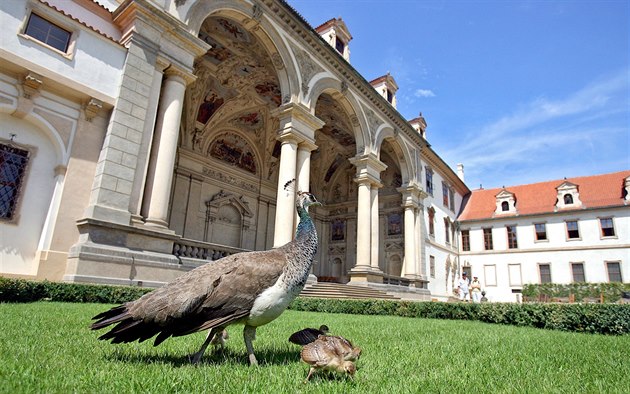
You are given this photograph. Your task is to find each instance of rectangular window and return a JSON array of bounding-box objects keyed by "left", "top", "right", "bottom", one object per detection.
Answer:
[
  {"left": 571, "top": 263, "right": 585, "bottom": 282},
  {"left": 483, "top": 228, "right": 493, "bottom": 250},
  {"left": 484, "top": 264, "right": 497, "bottom": 286},
  {"left": 600, "top": 218, "right": 615, "bottom": 237},
  {"left": 534, "top": 223, "right": 547, "bottom": 241},
  {"left": 508, "top": 264, "right": 522, "bottom": 286},
  {"left": 335, "top": 38, "right": 345, "bottom": 55},
  {"left": 539, "top": 264, "right": 552, "bottom": 283},
  {"left": 442, "top": 182, "right": 449, "bottom": 206},
  {"left": 566, "top": 220, "right": 580, "bottom": 239},
  {"left": 0, "top": 143, "right": 31, "bottom": 221},
  {"left": 444, "top": 219, "right": 450, "bottom": 244},
  {"left": 25, "top": 13, "right": 71, "bottom": 53},
  {"left": 425, "top": 168, "right": 433, "bottom": 196},
  {"left": 430, "top": 255, "right": 435, "bottom": 278},
  {"left": 449, "top": 188, "right": 455, "bottom": 212},
  {"left": 461, "top": 230, "right": 470, "bottom": 251},
  {"left": 428, "top": 208, "right": 435, "bottom": 236},
  {"left": 606, "top": 261, "right": 622, "bottom": 282},
  {"left": 506, "top": 225, "right": 518, "bottom": 249}
]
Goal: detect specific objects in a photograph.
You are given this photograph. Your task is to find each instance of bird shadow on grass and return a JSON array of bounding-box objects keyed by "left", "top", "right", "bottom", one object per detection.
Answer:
[{"left": 104, "top": 347, "right": 300, "bottom": 367}]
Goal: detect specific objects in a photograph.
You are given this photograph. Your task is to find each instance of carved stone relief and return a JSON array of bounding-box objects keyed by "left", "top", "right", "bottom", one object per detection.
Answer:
[{"left": 290, "top": 43, "right": 324, "bottom": 96}]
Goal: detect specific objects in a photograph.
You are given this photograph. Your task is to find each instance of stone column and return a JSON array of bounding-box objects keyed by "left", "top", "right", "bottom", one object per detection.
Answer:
[
  {"left": 130, "top": 56, "right": 169, "bottom": 225},
  {"left": 271, "top": 103, "right": 324, "bottom": 248},
  {"left": 403, "top": 203, "right": 416, "bottom": 276},
  {"left": 398, "top": 184, "right": 427, "bottom": 283},
  {"left": 355, "top": 178, "right": 372, "bottom": 269},
  {"left": 273, "top": 134, "right": 298, "bottom": 247},
  {"left": 370, "top": 183, "right": 383, "bottom": 272},
  {"left": 348, "top": 153, "right": 387, "bottom": 283},
  {"left": 144, "top": 66, "right": 195, "bottom": 228}
]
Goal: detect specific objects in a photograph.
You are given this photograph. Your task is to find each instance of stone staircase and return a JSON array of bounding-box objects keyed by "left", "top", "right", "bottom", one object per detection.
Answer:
[{"left": 299, "top": 282, "right": 401, "bottom": 300}]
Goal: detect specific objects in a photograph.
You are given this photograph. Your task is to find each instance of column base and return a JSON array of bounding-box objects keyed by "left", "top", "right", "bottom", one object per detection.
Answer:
[{"left": 349, "top": 266, "right": 383, "bottom": 283}]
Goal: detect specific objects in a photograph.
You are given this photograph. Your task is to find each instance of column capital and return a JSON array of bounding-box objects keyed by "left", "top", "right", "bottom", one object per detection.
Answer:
[
  {"left": 271, "top": 102, "right": 325, "bottom": 143},
  {"left": 297, "top": 139, "right": 318, "bottom": 152},
  {"left": 349, "top": 153, "right": 386, "bottom": 187},
  {"left": 164, "top": 65, "right": 196, "bottom": 86}
]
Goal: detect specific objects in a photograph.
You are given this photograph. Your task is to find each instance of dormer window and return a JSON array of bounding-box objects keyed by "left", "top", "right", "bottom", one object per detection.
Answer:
[
  {"left": 556, "top": 181, "right": 582, "bottom": 209},
  {"left": 386, "top": 89, "right": 393, "bottom": 103},
  {"left": 495, "top": 189, "right": 516, "bottom": 214},
  {"left": 315, "top": 18, "right": 352, "bottom": 61},
  {"left": 335, "top": 38, "right": 345, "bottom": 55}
]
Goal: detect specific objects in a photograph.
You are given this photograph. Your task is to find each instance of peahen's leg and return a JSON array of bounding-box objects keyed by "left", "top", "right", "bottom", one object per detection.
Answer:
[
  {"left": 243, "top": 325, "right": 258, "bottom": 366},
  {"left": 304, "top": 367, "right": 316, "bottom": 383},
  {"left": 190, "top": 326, "right": 222, "bottom": 364}
]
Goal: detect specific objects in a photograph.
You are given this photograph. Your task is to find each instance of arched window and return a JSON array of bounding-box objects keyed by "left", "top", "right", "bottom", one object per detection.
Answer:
[
  {"left": 564, "top": 194, "right": 574, "bottom": 204},
  {"left": 501, "top": 201, "right": 509, "bottom": 211}
]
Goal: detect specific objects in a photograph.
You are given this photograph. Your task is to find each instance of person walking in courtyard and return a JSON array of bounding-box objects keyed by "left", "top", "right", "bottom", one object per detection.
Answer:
[
  {"left": 471, "top": 276, "right": 482, "bottom": 303},
  {"left": 457, "top": 272, "right": 470, "bottom": 302}
]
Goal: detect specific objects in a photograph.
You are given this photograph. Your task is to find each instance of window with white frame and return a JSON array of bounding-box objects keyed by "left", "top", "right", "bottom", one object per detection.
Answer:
[
  {"left": 0, "top": 142, "right": 31, "bottom": 221},
  {"left": 425, "top": 167, "right": 433, "bottom": 196},
  {"left": 538, "top": 264, "right": 552, "bottom": 283},
  {"left": 566, "top": 220, "right": 580, "bottom": 239},
  {"left": 534, "top": 223, "right": 547, "bottom": 241},
  {"left": 24, "top": 13, "right": 71, "bottom": 53},
  {"left": 483, "top": 228, "right": 493, "bottom": 250},
  {"left": 571, "top": 262, "right": 585, "bottom": 282},
  {"left": 606, "top": 261, "right": 622, "bottom": 283},
  {"left": 506, "top": 225, "right": 518, "bottom": 249},
  {"left": 600, "top": 218, "right": 615, "bottom": 238},
  {"left": 442, "top": 182, "right": 449, "bottom": 206},
  {"left": 430, "top": 255, "right": 435, "bottom": 278},
  {"left": 508, "top": 264, "right": 522, "bottom": 286},
  {"left": 484, "top": 264, "right": 497, "bottom": 286},
  {"left": 448, "top": 188, "right": 455, "bottom": 211},
  {"left": 461, "top": 229, "right": 470, "bottom": 251},
  {"left": 444, "top": 218, "right": 450, "bottom": 244}
]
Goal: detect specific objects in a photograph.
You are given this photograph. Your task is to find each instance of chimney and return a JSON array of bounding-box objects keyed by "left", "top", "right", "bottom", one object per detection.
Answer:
[{"left": 457, "top": 163, "right": 465, "bottom": 182}]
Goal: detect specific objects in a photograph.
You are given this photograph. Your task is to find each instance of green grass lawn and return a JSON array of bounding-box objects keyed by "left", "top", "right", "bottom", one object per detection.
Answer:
[{"left": 1, "top": 302, "right": 629, "bottom": 393}]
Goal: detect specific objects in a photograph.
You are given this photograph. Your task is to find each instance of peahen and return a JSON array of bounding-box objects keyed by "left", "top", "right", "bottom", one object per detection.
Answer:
[
  {"left": 300, "top": 334, "right": 360, "bottom": 382},
  {"left": 91, "top": 185, "right": 321, "bottom": 366}
]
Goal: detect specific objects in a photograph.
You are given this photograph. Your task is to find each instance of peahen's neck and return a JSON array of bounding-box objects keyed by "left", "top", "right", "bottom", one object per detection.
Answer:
[{"left": 295, "top": 205, "right": 315, "bottom": 240}]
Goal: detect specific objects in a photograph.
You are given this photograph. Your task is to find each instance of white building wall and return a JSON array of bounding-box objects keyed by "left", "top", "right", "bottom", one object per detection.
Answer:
[
  {"left": 460, "top": 207, "right": 629, "bottom": 302},
  {"left": 1, "top": 0, "right": 125, "bottom": 104}
]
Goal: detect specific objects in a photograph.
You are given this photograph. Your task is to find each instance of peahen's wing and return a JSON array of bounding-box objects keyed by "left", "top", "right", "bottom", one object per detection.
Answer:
[{"left": 91, "top": 248, "right": 288, "bottom": 345}]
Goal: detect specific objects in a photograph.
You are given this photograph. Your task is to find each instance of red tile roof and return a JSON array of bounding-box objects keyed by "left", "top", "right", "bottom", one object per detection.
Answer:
[{"left": 458, "top": 170, "right": 630, "bottom": 221}]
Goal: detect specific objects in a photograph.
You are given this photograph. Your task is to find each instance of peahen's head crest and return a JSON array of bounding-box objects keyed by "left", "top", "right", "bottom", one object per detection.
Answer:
[{"left": 283, "top": 179, "right": 321, "bottom": 210}]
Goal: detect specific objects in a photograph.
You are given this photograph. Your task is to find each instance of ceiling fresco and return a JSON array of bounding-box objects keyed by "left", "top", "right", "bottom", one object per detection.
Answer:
[{"left": 182, "top": 16, "right": 282, "bottom": 179}]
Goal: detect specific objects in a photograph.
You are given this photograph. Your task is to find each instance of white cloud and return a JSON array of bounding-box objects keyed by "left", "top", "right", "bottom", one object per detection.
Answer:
[
  {"left": 414, "top": 89, "right": 436, "bottom": 98},
  {"left": 440, "top": 70, "right": 629, "bottom": 188}
]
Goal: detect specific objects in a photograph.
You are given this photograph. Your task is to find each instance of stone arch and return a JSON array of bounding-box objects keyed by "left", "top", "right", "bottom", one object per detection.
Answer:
[
  {"left": 184, "top": 1, "right": 297, "bottom": 103},
  {"left": 388, "top": 254, "right": 402, "bottom": 276},
  {"left": 308, "top": 75, "right": 369, "bottom": 153},
  {"left": 374, "top": 126, "right": 412, "bottom": 186},
  {"left": 205, "top": 190, "right": 253, "bottom": 248},
  {"left": 0, "top": 106, "right": 67, "bottom": 165},
  {"left": 204, "top": 129, "right": 262, "bottom": 175}
]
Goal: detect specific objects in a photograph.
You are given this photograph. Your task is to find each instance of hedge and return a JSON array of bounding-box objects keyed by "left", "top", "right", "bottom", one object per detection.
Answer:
[
  {"left": 0, "top": 277, "right": 151, "bottom": 304},
  {"left": 2, "top": 277, "right": 629, "bottom": 335},
  {"left": 522, "top": 282, "right": 630, "bottom": 303},
  {"left": 288, "top": 297, "right": 630, "bottom": 335}
]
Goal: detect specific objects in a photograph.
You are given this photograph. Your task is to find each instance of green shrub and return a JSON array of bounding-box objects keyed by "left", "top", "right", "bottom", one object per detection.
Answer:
[
  {"left": 0, "top": 277, "right": 151, "bottom": 304},
  {"left": 289, "top": 297, "right": 630, "bottom": 335},
  {"left": 523, "top": 282, "right": 630, "bottom": 302},
  {"left": 2, "top": 277, "right": 629, "bottom": 335}
]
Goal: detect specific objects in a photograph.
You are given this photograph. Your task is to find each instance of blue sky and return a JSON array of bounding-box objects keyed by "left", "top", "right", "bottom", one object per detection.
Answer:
[{"left": 288, "top": 0, "right": 629, "bottom": 189}]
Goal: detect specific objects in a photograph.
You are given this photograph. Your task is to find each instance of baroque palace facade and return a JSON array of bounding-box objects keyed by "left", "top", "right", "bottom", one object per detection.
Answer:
[{"left": 1, "top": 0, "right": 627, "bottom": 302}]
